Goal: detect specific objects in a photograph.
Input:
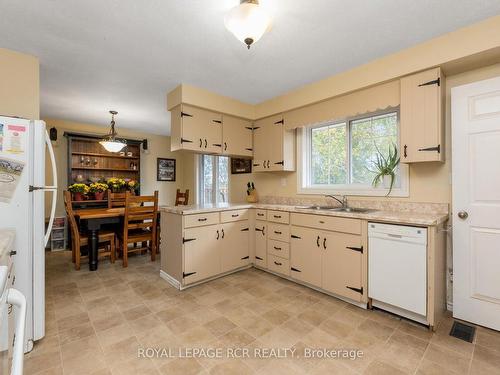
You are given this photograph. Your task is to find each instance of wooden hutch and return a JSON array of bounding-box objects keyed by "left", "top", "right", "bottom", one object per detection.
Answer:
[{"left": 64, "top": 132, "right": 143, "bottom": 205}]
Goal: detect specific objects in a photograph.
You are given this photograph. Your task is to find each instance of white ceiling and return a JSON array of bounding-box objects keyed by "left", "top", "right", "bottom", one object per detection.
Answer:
[{"left": 1, "top": 0, "right": 499, "bottom": 135}]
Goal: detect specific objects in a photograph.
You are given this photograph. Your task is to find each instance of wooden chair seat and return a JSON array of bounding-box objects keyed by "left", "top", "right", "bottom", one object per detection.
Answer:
[{"left": 79, "top": 230, "right": 116, "bottom": 246}]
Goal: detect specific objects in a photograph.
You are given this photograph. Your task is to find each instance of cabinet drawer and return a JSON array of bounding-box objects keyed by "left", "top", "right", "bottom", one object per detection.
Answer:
[
  {"left": 221, "top": 209, "right": 249, "bottom": 223},
  {"left": 290, "top": 213, "right": 361, "bottom": 235},
  {"left": 268, "top": 239, "right": 289, "bottom": 259},
  {"left": 268, "top": 255, "right": 290, "bottom": 276},
  {"left": 268, "top": 223, "right": 290, "bottom": 242},
  {"left": 255, "top": 209, "right": 267, "bottom": 221},
  {"left": 268, "top": 210, "right": 289, "bottom": 224},
  {"left": 184, "top": 212, "right": 219, "bottom": 228}
]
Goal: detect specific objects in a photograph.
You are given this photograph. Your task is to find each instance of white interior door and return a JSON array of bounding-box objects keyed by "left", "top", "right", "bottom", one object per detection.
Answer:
[{"left": 452, "top": 76, "right": 500, "bottom": 331}]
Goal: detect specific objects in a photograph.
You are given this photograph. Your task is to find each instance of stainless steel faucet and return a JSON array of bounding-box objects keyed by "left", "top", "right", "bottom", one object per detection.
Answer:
[{"left": 325, "top": 195, "right": 348, "bottom": 208}]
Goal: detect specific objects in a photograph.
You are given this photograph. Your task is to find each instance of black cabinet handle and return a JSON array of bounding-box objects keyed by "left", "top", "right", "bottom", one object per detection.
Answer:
[
  {"left": 274, "top": 231, "right": 282, "bottom": 235},
  {"left": 273, "top": 246, "right": 282, "bottom": 251},
  {"left": 216, "top": 230, "right": 219, "bottom": 240},
  {"left": 273, "top": 215, "right": 282, "bottom": 219},
  {"left": 257, "top": 213, "right": 264, "bottom": 217},
  {"left": 316, "top": 236, "right": 320, "bottom": 247},
  {"left": 323, "top": 238, "right": 327, "bottom": 249},
  {"left": 267, "top": 160, "right": 270, "bottom": 168},
  {"left": 199, "top": 138, "right": 203, "bottom": 148},
  {"left": 198, "top": 218, "right": 207, "bottom": 222},
  {"left": 221, "top": 229, "right": 225, "bottom": 238},
  {"left": 224, "top": 142, "right": 227, "bottom": 151},
  {"left": 9, "top": 251, "right": 16, "bottom": 256},
  {"left": 204, "top": 139, "right": 208, "bottom": 148},
  {"left": 274, "top": 261, "right": 282, "bottom": 266},
  {"left": 403, "top": 145, "right": 407, "bottom": 158},
  {"left": 231, "top": 214, "right": 239, "bottom": 217}
]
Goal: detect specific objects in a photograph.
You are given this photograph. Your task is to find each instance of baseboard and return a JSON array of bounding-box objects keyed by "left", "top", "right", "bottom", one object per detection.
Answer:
[{"left": 159, "top": 270, "right": 181, "bottom": 290}]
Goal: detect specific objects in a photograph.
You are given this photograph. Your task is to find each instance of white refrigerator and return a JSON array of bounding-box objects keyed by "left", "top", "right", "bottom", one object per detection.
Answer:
[{"left": 0, "top": 116, "right": 57, "bottom": 352}]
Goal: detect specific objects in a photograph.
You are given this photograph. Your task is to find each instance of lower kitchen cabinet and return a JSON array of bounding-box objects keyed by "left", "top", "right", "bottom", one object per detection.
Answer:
[
  {"left": 183, "top": 224, "right": 221, "bottom": 284},
  {"left": 322, "top": 231, "right": 364, "bottom": 302},
  {"left": 254, "top": 221, "right": 267, "bottom": 268},
  {"left": 221, "top": 221, "right": 250, "bottom": 272},
  {"left": 290, "top": 226, "right": 322, "bottom": 287}
]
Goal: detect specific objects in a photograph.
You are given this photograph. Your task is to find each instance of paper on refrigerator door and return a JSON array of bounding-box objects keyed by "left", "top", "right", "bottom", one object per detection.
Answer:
[{"left": 0, "top": 156, "right": 25, "bottom": 202}]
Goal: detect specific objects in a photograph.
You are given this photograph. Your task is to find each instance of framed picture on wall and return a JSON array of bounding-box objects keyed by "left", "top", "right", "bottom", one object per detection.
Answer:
[
  {"left": 231, "top": 158, "right": 252, "bottom": 174},
  {"left": 157, "top": 158, "right": 176, "bottom": 181}
]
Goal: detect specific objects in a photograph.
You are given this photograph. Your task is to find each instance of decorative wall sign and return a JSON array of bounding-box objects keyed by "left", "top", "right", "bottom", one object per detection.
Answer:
[
  {"left": 157, "top": 158, "right": 176, "bottom": 181},
  {"left": 231, "top": 158, "right": 252, "bottom": 174}
]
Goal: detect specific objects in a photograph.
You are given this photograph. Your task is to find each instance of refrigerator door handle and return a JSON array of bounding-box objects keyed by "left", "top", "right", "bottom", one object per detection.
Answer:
[{"left": 43, "top": 129, "right": 58, "bottom": 246}]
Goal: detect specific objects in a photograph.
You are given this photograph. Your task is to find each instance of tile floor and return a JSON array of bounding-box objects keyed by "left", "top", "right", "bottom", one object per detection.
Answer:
[{"left": 24, "top": 251, "right": 500, "bottom": 375}]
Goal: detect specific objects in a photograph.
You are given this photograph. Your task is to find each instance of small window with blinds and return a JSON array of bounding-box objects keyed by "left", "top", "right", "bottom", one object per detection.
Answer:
[{"left": 299, "top": 109, "right": 409, "bottom": 196}]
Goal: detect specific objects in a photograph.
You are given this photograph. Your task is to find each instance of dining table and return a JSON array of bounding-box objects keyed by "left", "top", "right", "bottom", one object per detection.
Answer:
[{"left": 74, "top": 207, "right": 124, "bottom": 271}]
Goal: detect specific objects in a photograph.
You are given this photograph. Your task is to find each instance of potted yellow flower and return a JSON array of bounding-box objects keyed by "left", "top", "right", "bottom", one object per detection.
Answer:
[
  {"left": 107, "top": 177, "right": 126, "bottom": 193},
  {"left": 89, "top": 182, "right": 108, "bottom": 201},
  {"left": 68, "top": 183, "right": 89, "bottom": 201},
  {"left": 127, "top": 180, "right": 140, "bottom": 195}
]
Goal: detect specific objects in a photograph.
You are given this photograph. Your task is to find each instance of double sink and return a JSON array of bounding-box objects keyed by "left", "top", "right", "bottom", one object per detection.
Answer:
[{"left": 295, "top": 205, "right": 377, "bottom": 214}]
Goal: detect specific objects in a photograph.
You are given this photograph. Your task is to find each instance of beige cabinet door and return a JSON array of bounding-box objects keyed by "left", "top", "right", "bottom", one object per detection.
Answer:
[
  {"left": 322, "top": 232, "right": 364, "bottom": 302},
  {"left": 181, "top": 104, "right": 222, "bottom": 153},
  {"left": 401, "top": 68, "right": 444, "bottom": 163},
  {"left": 222, "top": 115, "right": 253, "bottom": 157},
  {"left": 170, "top": 105, "right": 182, "bottom": 151},
  {"left": 253, "top": 114, "right": 283, "bottom": 171},
  {"left": 220, "top": 221, "right": 250, "bottom": 272},
  {"left": 254, "top": 221, "right": 267, "bottom": 268},
  {"left": 183, "top": 224, "right": 221, "bottom": 284},
  {"left": 290, "top": 226, "right": 322, "bottom": 287}
]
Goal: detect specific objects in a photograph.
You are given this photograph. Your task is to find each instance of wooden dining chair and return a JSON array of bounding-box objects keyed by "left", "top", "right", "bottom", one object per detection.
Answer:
[
  {"left": 117, "top": 191, "right": 158, "bottom": 267},
  {"left": 175, "top": 189, "right": 189, "bottom": 206},
  {"left": 107, "top": 190, "right": 127, "bottom": 208},
  {"left": 63, "top": 191, "right": 116, "bottom": 270}
]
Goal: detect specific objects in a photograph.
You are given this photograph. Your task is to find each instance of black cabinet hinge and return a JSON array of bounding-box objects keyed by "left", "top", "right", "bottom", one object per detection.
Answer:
[
  {"left": 290, "top": 235, "right": 301, "bottom": 239},
  {"left": 212, "top": 119, "right": 222, "bottom": 124},
  {"left": 183, "top": 237, "right": 196, "bottom": 244},
  {"left": 346, "top": 246, "right": 363, "bottom": 254},
  {"left": 418, "top": 144, "right": 440, "bottom": 153},
  {"left": 181, "top": 138, "right": 193, "bottom": 144},
  {"left": 274, "top": 161, "right": 284, "bottom": 165},
  {"left": 253, "top": 163, "right": 260, "bottom": 167},
  {"left": 213, "top": 144, "right": 222, "bottom": 147},
  {"left": 241, "top": 228, "right": 249, "bottom": 231},
  {"left": 245, "top": 148, "right": 253, "bottom": 151},
  {"left": 255, "top": 228, "right": 263, "bottom": 232},
  {"left": 346, "top": 286, "right": 363, "bottom": 295},
  {"left": 181, "top": 112, "right": 193, "bottom": 117},
  {"left": 245, "top": 126, "right": 254, "bottom": 130},
  {"left": 183, "top": 271, "right": 196, "bottom": 278},
  {"left": 291, "top": 267, "right": 301, "bottom": 272},
  {"left": 252, "top": 126, "right": 260, "bottom": 131},
  {"left": 241, "top": 256, "right": 250, "bottom": 260},
  {"left": 418, "top": 77, "right": 440, "bottom": 87},
  {"left": 274, "top": 119, "right": 284, "bottom": 125},
  {"left": 255, "top": 256, "right": 263, "bottom": 260}
]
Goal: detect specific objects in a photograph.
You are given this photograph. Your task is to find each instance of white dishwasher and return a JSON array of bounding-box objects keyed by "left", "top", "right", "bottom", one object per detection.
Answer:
[{"left": 368, "top": 223, "right": 427, "bottom": 324}]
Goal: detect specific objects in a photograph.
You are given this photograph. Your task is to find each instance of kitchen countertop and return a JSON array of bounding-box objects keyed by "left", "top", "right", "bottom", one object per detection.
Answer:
[
  {"left": 161, "top": 203, "right": 448, "bottom": 227},
  {"left": 0, "top": 228, "right": 16, "bottom": 262}
]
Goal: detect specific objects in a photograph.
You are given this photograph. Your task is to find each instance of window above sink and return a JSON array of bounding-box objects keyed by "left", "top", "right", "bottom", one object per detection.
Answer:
[{"left": 297, "top": 108, "right": 409, "bottom": 197}]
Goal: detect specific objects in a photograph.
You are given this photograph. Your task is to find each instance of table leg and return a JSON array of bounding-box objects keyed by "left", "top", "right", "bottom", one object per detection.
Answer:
[{"left": 89, "top": 228, "right": 99, "bottom": 271}]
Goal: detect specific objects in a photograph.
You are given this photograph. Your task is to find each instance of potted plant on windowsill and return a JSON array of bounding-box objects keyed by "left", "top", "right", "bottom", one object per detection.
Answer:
[
  {"left": 89, "top": 182, "right": 108, "bottom": 201},
  {"left": 370, "top": 144, "right": 400, "bottom": 196},
  {"left": 68, "top": 183, "right": 89, "bottom": 201}
]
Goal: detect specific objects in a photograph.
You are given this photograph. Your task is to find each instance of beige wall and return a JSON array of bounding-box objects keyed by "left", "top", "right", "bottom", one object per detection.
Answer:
[
  {"left": 0, "top": 48, "right": 39, "bottom": 119},
  {"left": 44, "top": 118, "right": 189, "bottom": 217},
  {"left": 226, "top": 63, "right": 500, "bottom": 205}
]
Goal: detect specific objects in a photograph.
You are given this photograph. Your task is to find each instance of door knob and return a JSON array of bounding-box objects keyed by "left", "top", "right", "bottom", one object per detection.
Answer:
[{"left": 457, "top": 211, "right": 469, "bottom": 220}]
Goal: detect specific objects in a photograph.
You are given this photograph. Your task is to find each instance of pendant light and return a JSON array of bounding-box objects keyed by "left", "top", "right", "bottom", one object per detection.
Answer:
[
  {"left": 224, "top": 0, "right": 272, "bottom": 49},
  {"left": 99, "top": 110, "right": 126, "bottom": 153}
]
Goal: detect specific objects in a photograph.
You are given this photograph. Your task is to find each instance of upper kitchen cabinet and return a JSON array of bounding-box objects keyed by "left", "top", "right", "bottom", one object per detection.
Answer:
[
  {"left": 253, "top": 114, "right": 295, "bottom": 172},
  {"left": 222, "top": 115, "right": 253, "bottom": 157},
  {"left": 170, "top": 104, "right": 222, "bottom": 154},
  {"left": 400, "top": 67, "right": 444, "bottom": 163}
]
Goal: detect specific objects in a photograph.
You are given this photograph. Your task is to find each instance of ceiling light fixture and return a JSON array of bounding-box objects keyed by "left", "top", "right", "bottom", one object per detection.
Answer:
[
  {"left": 224, "top": 0, "right": 272, "bottom": 49},
  {"left": 99, "top": 110, "right": 126, "bottom": 153}
]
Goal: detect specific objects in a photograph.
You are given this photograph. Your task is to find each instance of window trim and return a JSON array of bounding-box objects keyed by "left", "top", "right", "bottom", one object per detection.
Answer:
[
  {"left": 197, "top": 154, "right": 230, "bottom": 205},
  {"left": 297, "top": 108, "right": 409, "bottom": 197}
]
